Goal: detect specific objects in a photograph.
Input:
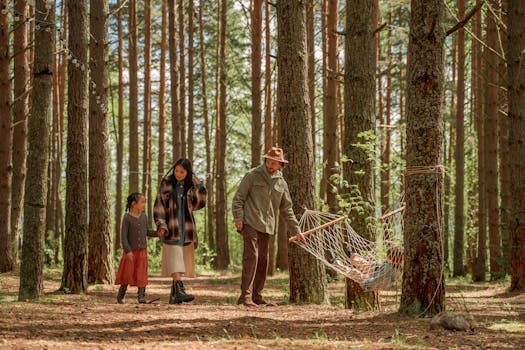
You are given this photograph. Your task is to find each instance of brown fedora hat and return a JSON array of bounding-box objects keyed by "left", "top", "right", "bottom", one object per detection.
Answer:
[{"left": 263, "top": 146, "right": 288, "bottom": 164}]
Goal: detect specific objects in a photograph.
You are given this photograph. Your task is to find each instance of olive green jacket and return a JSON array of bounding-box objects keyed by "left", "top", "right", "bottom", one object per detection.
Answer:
[{"left": 232, "top": 163, "right": 301, "bottom": 235}]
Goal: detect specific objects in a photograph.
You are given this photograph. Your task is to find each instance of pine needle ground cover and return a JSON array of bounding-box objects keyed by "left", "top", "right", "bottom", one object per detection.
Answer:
[{"left": 0, "top": 270, "right": 523, "bottom": 349}]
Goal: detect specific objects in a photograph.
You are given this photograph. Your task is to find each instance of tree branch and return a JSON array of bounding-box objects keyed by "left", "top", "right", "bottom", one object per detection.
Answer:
[{"left": 446, "top": 0, "right": 485, "bottom": 37}]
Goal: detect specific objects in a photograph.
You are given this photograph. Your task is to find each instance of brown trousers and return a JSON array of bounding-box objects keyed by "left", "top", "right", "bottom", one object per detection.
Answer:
[{"left": 238, "top": 224, "right": 270, "bottom": 303}]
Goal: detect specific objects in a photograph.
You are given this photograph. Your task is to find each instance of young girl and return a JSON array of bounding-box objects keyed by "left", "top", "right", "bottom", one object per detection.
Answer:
[
  {"left": 115, "top": 192, "right": 157, "bottom": 304},
  {"left": 154, "top": 158, "right": 206, "bottom": 304}
]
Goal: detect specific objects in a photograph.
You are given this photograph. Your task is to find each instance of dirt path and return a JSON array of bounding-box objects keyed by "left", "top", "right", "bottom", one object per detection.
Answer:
[{"left": 1, "top": 271, "right": 524, "bottom": 349}]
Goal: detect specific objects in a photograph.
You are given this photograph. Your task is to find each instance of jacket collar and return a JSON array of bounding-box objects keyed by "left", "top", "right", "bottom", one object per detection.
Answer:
[{"left": 257, "top": 163, "right": 282, "bottom": 184}]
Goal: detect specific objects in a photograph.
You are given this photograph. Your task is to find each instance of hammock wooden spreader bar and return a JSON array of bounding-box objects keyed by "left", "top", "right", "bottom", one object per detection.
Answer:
[{"left": 288, "top": 215, "right": 347, "bottom": 243}]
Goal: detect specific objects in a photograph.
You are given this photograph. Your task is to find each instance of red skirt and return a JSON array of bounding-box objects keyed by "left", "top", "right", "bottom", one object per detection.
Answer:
[{"left": 115, "top": 248, "right": 148, "bottom": 287}]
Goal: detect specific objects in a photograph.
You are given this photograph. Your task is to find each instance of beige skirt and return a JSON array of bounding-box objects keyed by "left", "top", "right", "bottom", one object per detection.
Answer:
[{"left": 161, "top": 244, "right": 185, "bottom": 276}]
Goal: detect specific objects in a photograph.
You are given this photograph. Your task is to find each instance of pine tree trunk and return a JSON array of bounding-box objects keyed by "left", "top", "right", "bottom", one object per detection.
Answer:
[
  {"left": 322, "top": 0, "right": 338, "bottom": 213},
  {"left": 214, "top": 0, "right": 229, "bottom": 270},
  {"left": 88, "top": 0, "right": 113, "bottom": 285},
  {"left": 62, "top": 0, "right": 89, "bottom": 294},
  {"left": 400, "top": 0, "right": 446, "bottom": 316},
  {"left": 453, "top": 0, "right": 466, "bottom": 277},
  {"left": 10, "top": 0, "right": 29, "bottom": 268},
  {"left": 251, "top": 0, "right": 263, "bottom": 167},
  {"left": 128, "top": 0, "right": 139, "bottom": 193},
  {"left": 264, "top": 0, "right": 272, "bottom": 150},
  {"left": 307, "top": 0, "right": 315, "bottom": 165},
  {"left": 188, "top": 0, "right": 195, "bottom": 162},
  {"left": 277, "top": 0, "right": 328, "bottom": 304},
  {"left": 169, "top": 0, "right": 181, "bottom": 159},
  {"left": 380, "top": 11, "right": 392, "bottom": 213},
  {"left": 142, "top": 0, "right": 152, "bottom": 220},
  {"left": 158, "top": 0, "right": 167, "bottom": 185},
  {"left": 472, "top": 0, "right": 486, "bottom": 281},
  {"left": 179, "top": 0, "right": 186, "bottom": 157},
  {"left": 507, "top": 0, "right": 525, "bottom": 291},
  {"left": 198, "top": 0, "right": 215, "bottom": 253},
  {"left": 18, "top": 0, "right": 54, "bottom": 298},
  {"left": 115, "top": 0, "right": 124, "bottom": 253},
  {"left": 484, "top": 1, "right": 503, "bottom": 280},
  {"left": 343, "top": 0, "right": 378, "bottom": 311},
  {"left": 0, "top": 0, "right": 13, "bottom": 272}
]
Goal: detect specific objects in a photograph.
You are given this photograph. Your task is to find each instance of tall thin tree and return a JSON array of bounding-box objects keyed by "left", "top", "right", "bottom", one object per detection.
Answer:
[
  {"left": 507, "top": 0, "right": 525, "bottom": 291},
  {"left": 158, "top": 0, "right": 168, "bottom": 185},
  {"left": 62, "top": 0, "right": 89, "bottom": 293},
  {"left": 188, "top": 0, "right": 195, "bottom": 161},
  {"left": 0, "top": 0, "right": 13, "bottom": 272},
  {"left": 179, "top": 0, "right": 186, "bottom": 157},
  {"left": 115, "top": 0, "right": 124, "bottom": 253},
  {"left": 400, "top": 0, "right": 446, "bottom": 316},
  {"left": 277, "top": 0, "right": 328, "bottom": 304},
  {"left": 10, "top": 0, "right": 29, "bottom": 268},
  {"left": 251, "top": 0, "right": 263, "bottom": 168},
  {"left": 169, "top": 0, "right": 181, "bottom": 159},
  {"left": 128, "top": 0, "right": 139, "bottom": 193},
  {"left": 18, "top": 0, "right": 54, "bottom": 298},
  {"left": 88, "top": 0, "right": 113, "bottom": 284},
  {"left": 142, "top": 0, "right": 153, "bottom": 220}
]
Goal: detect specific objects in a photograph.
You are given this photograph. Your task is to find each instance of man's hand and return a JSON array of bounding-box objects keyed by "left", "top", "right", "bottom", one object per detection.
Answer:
[
  {"left": 235, "top": 221, "right": 243, "bottom": 233},
  {"left": 294, "top": 233, "right": 306, "bottom": 242}
]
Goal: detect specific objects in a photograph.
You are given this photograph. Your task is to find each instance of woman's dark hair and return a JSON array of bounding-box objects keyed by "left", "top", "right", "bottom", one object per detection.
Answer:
[
  {"left": 169, "top": 158, "right": 194, "bottom": 193},
  {"left": 126, "top": 192, "right": 143, "bottom": 212}
]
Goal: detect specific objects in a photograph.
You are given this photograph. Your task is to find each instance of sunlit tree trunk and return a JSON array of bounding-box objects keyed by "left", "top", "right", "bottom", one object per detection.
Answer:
[{"left": 18, "top": 0, "right": 54, "bottom": 298}]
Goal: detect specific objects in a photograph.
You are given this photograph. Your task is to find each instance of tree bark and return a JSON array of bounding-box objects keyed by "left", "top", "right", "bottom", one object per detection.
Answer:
[
  {"left": 400, "top": 0, "right": 446, "bottom": 316},
  {"left": 10, "top": 0, "right": 29, "bottom": 268},
  {"left": 18, "top": 0, "right": 54, "bottom": 298},
  {"left": 251, "top": 0, "right": 262, "bottom": 167},
  {"left": 507, "top": 0, "right": 525, "bottom": 291},
  {"left": 344, "top": 0, "right": 378, "bottom": 311},
  {"left": 128, "top": 0, "right": 139, "bottom": 193},
  {"left": 0, "top": 0, "right": 13, "bottom": 272},
  {"left": 115, "top": 0, "right": 124, "bottom": 254},
  {"left": 179, "top": 0, "right": 186, "bottom": 157},
  {"left": 169, "top": 0, "right": 181, "bottom": 159},
  {"left": 88, "top": 0, "right": 113, "bottom": 284},
  {"left": 142, "top": 0, "right": 153, "bottom": 221},
  {"left": 62, "top": 0, "right": 89, "bottom": 294},
  {"left": 214, "top": 0, "right": 229, "bottom": 270},
  {"left": 188, "top": 0, "right": 195, "bottom": 162},
  {"left": 277, "top": 0, "right": 328, "bottom": 304},
  {"left": 158, "top": 0, "right": 167, "bottom": 186}
]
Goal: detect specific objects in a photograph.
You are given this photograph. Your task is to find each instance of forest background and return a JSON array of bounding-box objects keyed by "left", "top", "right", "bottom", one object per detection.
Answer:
[{"left": 0, "top": 0, "right": 524, "bottom": 317}]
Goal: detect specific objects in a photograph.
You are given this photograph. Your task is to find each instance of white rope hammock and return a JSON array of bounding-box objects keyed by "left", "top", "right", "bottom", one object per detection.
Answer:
[{"left": 290, "top": 207, "right": 405, "bottom": 291}]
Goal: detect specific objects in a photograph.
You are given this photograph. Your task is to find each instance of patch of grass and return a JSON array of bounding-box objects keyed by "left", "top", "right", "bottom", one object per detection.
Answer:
[
  {"left": 488, "top": 319, "right": 525, "bottom": 333},
  {"left": 391, "top": 329, "right": 408, "bottom": 347}
]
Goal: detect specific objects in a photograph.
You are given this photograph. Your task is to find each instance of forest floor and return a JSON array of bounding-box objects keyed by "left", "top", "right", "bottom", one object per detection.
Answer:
[{"left": 0, "top": 269, "right": 524, "bottom": 349}]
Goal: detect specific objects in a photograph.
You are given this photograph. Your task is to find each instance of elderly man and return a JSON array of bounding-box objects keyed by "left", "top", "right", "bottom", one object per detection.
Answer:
[{"left": 232, "top": 147, "right": 301, "bottom": 307}]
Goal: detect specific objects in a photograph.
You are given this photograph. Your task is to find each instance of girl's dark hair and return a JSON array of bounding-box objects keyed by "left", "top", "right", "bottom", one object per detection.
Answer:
[
  {"left": 126, "top": 192, "right": 143, "bottom": 212},
  {"left": 168, "top": 158, "right": 194, "bottom": 193}
]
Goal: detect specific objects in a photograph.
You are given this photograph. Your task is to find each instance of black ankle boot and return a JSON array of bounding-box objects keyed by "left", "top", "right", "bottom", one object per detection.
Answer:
[
  {"left": 117, "top": 284, "right": 127, "bottom": 304},
  {"left": 176, "top": 280, "right": 194, "bottom": 303},
  {"left": 137, "top": 287, "right": 146, "bottom": 304},
  {"left": 169, "top": 282, "right": 180, "bottom": 304}
]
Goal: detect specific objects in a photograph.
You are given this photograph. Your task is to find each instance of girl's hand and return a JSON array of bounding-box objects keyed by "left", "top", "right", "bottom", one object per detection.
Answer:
[{"left": 125, "top": 252, "right": 134, "bottom": 261}]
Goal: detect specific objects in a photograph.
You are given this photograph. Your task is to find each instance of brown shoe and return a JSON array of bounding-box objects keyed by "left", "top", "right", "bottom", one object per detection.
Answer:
[
  {"left": 253, "top": 299, "right": 277, "bottom": 307},
  {"left": 237, "top": 297, "right": 258, "bottom": 307}
]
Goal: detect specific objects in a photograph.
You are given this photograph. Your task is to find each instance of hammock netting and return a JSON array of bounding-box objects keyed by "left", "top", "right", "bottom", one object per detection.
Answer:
[{"left": 291, "top": 207, "right": 405, "bottom": 291}]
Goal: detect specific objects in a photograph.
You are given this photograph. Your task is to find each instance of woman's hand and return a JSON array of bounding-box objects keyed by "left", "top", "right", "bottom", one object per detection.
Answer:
[
  {"left": 235, "top": 221, "right": 243, "bottom": 233},
  {"left": 157, "top": 228, "right": 167, "bottom": 237}
]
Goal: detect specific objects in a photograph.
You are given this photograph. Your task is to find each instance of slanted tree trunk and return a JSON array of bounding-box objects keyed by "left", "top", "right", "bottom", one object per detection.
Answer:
[
  {"left": 343, "top": 0, "right": 378, "bottom": 311},
  {"left": 128, "top": 0, "right": 139, "bottom": 193},
  {"left": 400, "top": 0, "right": 446, "bottom": 316},
  {"left": 62, "top": 0, "right": 89, "bottom": 294},
  {"left": 453, "top": 0, "right": 466, "bottom": 277},
  {"left": 507, "top": 0, "right": 525, "bottom": 291},
  {"left": 88, "top": 0, "right": 113, "bottom": 284},
  {"left": 277, "top": 0, "right": 328, "bottom": 304},
  {"left": 10, "top": 0, "right": 29, "bottom": 268},
  {"left": 251, "top": 0, "right": 263, "bottom": 167},
  {"left": 214, "top": 0, "right": 229, "bottom": 270},
  {"left": 0, "top": 0, "right": 13, "bottom": 272},
  {"left": 18, "top": 0, "right": 54, "bottom": 298}
]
